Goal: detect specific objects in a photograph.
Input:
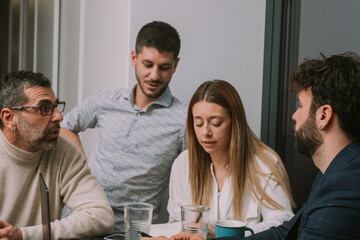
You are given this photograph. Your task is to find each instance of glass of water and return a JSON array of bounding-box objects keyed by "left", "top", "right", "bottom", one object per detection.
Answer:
[
  {"left": 181, "top": 205, "right": 210, "bottom": 239},
  {"left": 124, "top": 203, "right": 153, "bottom": 240}
]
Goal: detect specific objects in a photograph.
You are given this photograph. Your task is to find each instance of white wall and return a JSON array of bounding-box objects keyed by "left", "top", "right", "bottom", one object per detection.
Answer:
[
  {"left": 59, "top": 0, "right": 130, "bottom": 154},
  {"left": 58, "top": 0, "right": 267, "bottom": 156},
  {"left": 129, "top": 0, "right": 266, "bottom": 129}
]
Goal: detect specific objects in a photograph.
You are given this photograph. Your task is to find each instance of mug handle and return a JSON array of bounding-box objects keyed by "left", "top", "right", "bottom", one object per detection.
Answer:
[{"left": 245, "top": 227, "right": 254, "bottom": 235}]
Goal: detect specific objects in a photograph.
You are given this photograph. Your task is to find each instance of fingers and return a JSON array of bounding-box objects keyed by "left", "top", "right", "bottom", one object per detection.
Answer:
[
  {"left": 0, "top": 220, "right": 10, "bottom": 228},
  {"left": 0, "top": 220, "right": 11, "bottom": 238},
  {"left": 207, "top": 225, "right": 215, "bottom": 235},
  {"left": 0, "top": 227, "right": 11, "bottom": 238},
  {"left": 0, "top": 221, "right": 22, "bottom": 240},
  {"left": 170, "top": 231, "right": 204, "bottom": 240},
  {"left": 141, "top": 236, "right": 170, "bottom": 240}
]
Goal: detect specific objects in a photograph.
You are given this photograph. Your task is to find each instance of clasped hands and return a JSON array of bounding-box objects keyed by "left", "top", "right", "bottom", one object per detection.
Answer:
[{"left": 0, "top": 220, "right": 22, "bottom": 240}]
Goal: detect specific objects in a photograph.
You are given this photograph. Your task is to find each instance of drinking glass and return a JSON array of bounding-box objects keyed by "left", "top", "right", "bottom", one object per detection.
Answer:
[
  {"left": 181, "top": 205, "right": 210, "bottom": 239},
  {"left": 124, "top": 203, "right": 153, "bottom": 240}
]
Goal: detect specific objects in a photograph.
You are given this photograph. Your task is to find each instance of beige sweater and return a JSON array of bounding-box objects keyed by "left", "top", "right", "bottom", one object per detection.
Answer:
[{"left": 0, "top": 130, "right": 115, "bottom": 239}]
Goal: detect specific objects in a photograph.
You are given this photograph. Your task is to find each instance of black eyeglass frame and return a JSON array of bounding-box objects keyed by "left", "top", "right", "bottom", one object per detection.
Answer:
[{"left": 8, "top": 101, "right": 66, "bottom": 116}]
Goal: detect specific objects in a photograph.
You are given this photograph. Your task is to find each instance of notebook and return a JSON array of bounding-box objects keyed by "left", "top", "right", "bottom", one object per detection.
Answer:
[{"left": 39, "top": 172, "right": 52, "bottom": 240}]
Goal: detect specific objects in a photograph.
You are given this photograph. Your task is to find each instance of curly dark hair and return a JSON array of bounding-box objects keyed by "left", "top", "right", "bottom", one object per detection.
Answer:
[
  {"left": 289, "top": 52, "right": 360, "bottom": 139},
  {"left": 135, "top": 21, "right": 181, "bottom": 59},
  {"left": 0, "top": 70, "right": 51, "bottom": 128}
]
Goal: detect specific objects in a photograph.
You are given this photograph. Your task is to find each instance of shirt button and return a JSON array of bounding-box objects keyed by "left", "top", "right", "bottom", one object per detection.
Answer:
[
  {"left": 129, "top": 133, "right": 132, "bottom": 136},
  {"left": 113, "top": 173, "right": 116, "bottom": 176},
  {"left": 121, "top": 152, "right": 125, "bottom": 156}
]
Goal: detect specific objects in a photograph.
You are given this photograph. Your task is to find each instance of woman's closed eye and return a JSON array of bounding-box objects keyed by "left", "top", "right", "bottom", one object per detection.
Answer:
[
  {"left": 194, "top": 119, "right": 203, "bottom": 127},
  {"left": 195, "top": 123, "right": 204, "bottom": 127},
  {"left": 211, "top": 121, "right": 222, "bottom": 127}
]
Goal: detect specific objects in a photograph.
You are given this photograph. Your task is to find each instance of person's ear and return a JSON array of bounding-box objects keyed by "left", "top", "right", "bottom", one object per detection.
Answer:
[
  {"left": 173, "top": 58, "right": 180, "bottom": 73},
  {"left": 1, "top": 108, "right": 17, "bottom": 131},
  {"left": 131, "top": 50, "right": 137, "bottom": 67},
  {"left": 316, "top": 104, "right": 333, "bottom": 131}
]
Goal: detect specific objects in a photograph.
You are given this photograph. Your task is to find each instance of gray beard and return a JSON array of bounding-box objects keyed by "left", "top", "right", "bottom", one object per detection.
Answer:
[{"left": 17, "top": 115, "right": 59, "bottom": 151}]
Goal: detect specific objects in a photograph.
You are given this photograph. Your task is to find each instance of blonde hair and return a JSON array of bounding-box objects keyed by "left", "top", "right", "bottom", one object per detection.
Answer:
[{"left": 187, "top": 80, "right": 295, "bottom": 219}]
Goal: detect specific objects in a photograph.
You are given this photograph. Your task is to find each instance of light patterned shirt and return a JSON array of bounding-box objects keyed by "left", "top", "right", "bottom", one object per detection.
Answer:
[{"left": 61, "top": 86, "right": 187, "bottom": 232}]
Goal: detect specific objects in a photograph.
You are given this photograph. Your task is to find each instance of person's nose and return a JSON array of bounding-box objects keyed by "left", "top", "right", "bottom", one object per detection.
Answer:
[
  {"left": 202, "top": 123, "right": 211, "bottom": 137},
  {"left": 149, "top": 66, "right": 160, "bottom": 80},
  {"left": 292, "top": 110, "right": 297, "bottom": 122},
  {"left": 51, "top": 107, "right": 63, "bottom": 122}
]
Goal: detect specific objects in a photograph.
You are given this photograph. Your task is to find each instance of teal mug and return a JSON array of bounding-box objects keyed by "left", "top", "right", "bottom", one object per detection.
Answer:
[{"left": 215, "top": 220, "right": 254, "bottom": 238}]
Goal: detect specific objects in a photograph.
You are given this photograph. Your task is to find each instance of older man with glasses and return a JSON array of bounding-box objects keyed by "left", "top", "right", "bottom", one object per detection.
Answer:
[{"left": 0, "top": 71, "right": 114, "bottom": 240}]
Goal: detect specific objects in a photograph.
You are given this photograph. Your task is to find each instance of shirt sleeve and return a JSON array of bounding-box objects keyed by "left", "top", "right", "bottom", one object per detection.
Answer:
[
  {"left": 216, "top": 213, "right": 298, "bottom": 240},
  {"left": 249, "top": 175, "right": 294, "bottom": 234},
  {"left": 57, "top": 143, "right": 115, "bottom": 238},
  {"left": 240, "top": 216, "right": 296, "bottom": 240},
  {"left": 180, "top": 123, "right": 187, "bottom": 152},
  {"left": 167, "top": 151, "right": 190, "bottom": 222},
  {"left": 61, "top": 91, "right": 103, "bottom": 133},
  {"left": 296, "top": 172, "right": 360, "bottom": 239},
  {"left": 20, "top": 140, "right": 115, "bottom": 239}
]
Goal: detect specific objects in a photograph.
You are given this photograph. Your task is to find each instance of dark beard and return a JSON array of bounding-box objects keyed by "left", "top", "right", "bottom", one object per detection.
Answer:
[
  {"left": 294, "top": 111, "right": 323, "bottom": 157},
  {"left": 135, "top": 68, "right": 169, "bottom": 99}
]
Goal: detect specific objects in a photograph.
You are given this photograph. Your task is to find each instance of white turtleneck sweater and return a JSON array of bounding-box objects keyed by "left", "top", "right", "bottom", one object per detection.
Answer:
[{"left": 0, "top": 130, "right": 114, "bottom": 239}]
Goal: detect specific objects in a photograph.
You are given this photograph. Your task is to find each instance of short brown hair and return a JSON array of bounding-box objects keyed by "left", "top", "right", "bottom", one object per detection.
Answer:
[
  {"left": 135, "top": 21, "right": 181, "bottom": 59},
  {"left": 290, "top": 52, "right": 360, "bottom": 138}
]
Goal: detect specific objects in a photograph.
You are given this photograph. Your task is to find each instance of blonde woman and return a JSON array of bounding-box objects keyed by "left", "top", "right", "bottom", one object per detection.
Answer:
[{"left": 167, "top": 80, "right": 295, "bottom": 236}]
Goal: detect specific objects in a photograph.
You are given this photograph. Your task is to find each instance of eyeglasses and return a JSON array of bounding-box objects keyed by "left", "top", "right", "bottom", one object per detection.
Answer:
[{"left": 9, "top": 101, "right": 65, "bottom": 116}]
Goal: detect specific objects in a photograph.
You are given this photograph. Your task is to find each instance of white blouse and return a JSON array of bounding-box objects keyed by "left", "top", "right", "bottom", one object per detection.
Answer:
[{"left": 167, "top": 150, "right": 294, "bottom": 235}]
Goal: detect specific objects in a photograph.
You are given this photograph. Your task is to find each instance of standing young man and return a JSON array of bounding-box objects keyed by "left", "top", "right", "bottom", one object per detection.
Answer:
[
  {"left": 145, "top": 52, "right": 360, "bottom": 240},
  {"left": 60, "top": 21, "right": 187, "bottom": 232}
]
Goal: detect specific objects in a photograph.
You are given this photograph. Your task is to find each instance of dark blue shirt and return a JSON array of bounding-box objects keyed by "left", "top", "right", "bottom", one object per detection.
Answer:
[{"left": 217, "top": 140, "right": 360, "bottom": 240}]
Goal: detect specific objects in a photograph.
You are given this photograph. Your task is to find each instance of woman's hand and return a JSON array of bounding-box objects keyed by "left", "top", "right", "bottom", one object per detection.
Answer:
[
  {"left": 170, "top": 231, "right": 204, "bottom": 240},
  {"left": 141, "top": 231, "right": 204, "bottom": 240},
  {"left": 141, "top": 236, "right": 170, "bottom": 240}
]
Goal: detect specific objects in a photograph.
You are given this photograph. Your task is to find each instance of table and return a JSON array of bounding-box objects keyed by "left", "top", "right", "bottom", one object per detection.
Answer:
[
  {"left": 78, "top": 222, "right": 181, "bottom": 239},
  {"left": 150, "top": 222, "right": 182, "bottom": 238}
]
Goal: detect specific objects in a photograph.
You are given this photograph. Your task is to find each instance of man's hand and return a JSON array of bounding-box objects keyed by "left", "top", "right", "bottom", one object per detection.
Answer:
[{"left": 0, "top": 220, "right": 23, "bottom": 240}]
